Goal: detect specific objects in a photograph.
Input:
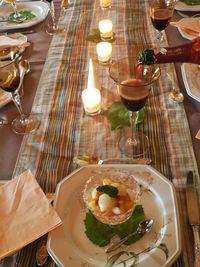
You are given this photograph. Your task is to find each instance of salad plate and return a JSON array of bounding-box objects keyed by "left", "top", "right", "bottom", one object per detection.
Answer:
[
  {"left": 178, "top": 27, "right": 197, "bottom": 40},
  {"left": 181, "top": 63, "right": 200, "bottom": 102},
  {"left": 47, "top": 165, "right": 181, "bottom": 267},
  {"left": 0, "top": 1, "right": 49, "bottom": 30},
  {"left": 175, "top": 1, "right": 200, "bottom": 11}
]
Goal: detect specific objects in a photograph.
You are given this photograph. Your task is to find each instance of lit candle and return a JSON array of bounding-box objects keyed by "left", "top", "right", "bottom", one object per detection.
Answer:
[
  {"left": 99, "top": 0, "right": 111, "bottom": 9},
  {"left": 99, "top": 19, "right": 113, "bottom": 41},
  {"left": 82, "top": 88, "right": 101, "bottom": 116},
  {"left": 96, "top": 42, "right": 112, "bottom": 63}
]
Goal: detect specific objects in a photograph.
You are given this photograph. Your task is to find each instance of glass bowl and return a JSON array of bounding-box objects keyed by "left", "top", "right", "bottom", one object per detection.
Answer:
[{"left": 83, "top": 171, "right": 140, "bottom": 225}]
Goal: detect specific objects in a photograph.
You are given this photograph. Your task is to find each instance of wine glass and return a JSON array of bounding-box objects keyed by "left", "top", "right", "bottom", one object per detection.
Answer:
[
  {"left": 109, "top": 58, "right": 160, "bottom": 158},
  {"left": 46, "top": 0, "right": 65, "bottom": 35},
  {"left": 150, "top": 0, "right": 176, "bottom": 42},
  {"left": 0, "top": 60, "right": 40, "bottom": 134},
  {"left": 4, "top": 0, "right": 26, "bottom": 23}
]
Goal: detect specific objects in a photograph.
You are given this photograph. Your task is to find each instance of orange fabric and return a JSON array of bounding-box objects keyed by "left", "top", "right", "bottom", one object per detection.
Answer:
[{"left": 0, "top": 170, "right": 62, "bottom": 260}]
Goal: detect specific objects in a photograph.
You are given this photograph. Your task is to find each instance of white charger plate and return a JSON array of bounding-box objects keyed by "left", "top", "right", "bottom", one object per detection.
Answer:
[
  {"left": 175, "top": 1, "right": 200, "bottom": 11},
  {"left": 47, "top": 164, "right": 181, "bottom": 267},
  {"left": 0, "top": 1, "right": 49, "bottom": 30},
  {"left": 181, "top": 63, "right": 200, "bottom": 102},
  {"left": 178, "top": 27, "right": 196, "bottom": 40},
  {"left": 175, "top": 18, "right": 200, "bottom": 40}
]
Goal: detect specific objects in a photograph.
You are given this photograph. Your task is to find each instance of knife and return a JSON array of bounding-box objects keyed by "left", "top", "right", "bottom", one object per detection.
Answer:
[{"left": 186, "top": 171, "right": 200, "bottom": 267}]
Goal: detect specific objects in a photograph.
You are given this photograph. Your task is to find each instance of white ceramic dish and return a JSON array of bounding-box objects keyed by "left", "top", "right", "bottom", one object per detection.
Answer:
[
  {"left": 175, "top": 1, "right": 200, "bottom": 11},
  {"left": 47, "top": 165, "right": 181, "bottom": 267},
  {"left": 178, "top": 27, "right": 196, "bottom": 40},
  {"left": 0, "top": 1, "right": 49, "bottom": 30},
  {"left": 181, "top": 63, "right": 200, "bottom": 102}
]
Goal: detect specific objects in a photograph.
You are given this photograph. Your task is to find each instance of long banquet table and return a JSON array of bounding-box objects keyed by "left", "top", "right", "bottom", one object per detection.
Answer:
[{"left": 0, "top": 0, "right": 200, "bottom": 266}]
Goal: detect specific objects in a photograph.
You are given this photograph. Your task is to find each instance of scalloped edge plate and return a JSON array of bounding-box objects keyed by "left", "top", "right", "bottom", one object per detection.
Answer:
[
  {"left": 181, "top": 63, "right": 200, "bottom": 102},
  {"left": 47, "top": 164, "right": 181, "bottom": 267},
  {"left": 175, "top": 1, "right": 200, "bottom": 11},
  {"left": 0, "top": 1, "right": 49, "bottom": 30}
]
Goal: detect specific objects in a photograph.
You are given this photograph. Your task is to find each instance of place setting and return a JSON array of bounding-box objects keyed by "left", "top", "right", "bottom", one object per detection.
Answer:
[
  {"left": 0, "top": 0, "right": 49, "bottom": 31},
  {"left": 47, "top": 164, "right": 181, "bottom": 267}
]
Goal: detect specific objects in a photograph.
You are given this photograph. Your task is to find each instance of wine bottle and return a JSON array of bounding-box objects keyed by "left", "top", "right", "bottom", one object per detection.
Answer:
[{"left": 139, "top": 37, "right": 200, "bottom": 65}]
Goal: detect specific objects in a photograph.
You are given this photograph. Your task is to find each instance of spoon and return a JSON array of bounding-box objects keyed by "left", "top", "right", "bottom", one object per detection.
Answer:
[
  {"left": 105, "top": 219, "right": 154, "bottom": 253},
  {"left": 0, "top": 118, "right": 9, "bottom": 126},
  {"left": 18, "top": 60, "right": 31, "bottom": 96}
]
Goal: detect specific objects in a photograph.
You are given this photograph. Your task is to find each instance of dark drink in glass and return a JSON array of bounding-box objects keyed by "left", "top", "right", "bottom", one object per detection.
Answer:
[
  {"left": 150, "top": 9, "right": 172, "bottom": 31},
  {"left": 119, "top": 79, "right": 149, "bottom": 112},
  {"left": 149, "top": 0, "right": 175, "bottom": 43}
]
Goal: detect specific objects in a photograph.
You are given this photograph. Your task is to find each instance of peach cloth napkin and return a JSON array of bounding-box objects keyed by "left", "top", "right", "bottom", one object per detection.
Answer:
[
  {"left": 0, "top": 170, "right": 62, "bottom": 260},
  {"left": 196, "top": 129, "right": 200, "bottom": 140},
  {"left": 171, "top": 18, "right": 200, "bottom": 37}
]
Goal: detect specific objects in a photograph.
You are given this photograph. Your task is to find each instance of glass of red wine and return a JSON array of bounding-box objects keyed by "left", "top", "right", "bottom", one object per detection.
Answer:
[
  {"left": 109, "top": 58, "right": 160, "bottom": 158},
  {"left": 0, "top": 60, "right": 40, "bottom": 134},
  {"left": 150, "top": 0, "right": 176, "bottom": 42}
]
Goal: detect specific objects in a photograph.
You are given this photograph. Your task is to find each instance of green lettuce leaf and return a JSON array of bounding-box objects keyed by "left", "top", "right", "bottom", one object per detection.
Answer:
[
  {"left": 102, "top": 102, "right": 145, "bottom": 130},
  {"left": 179, "top": 0, "right": 200, "bottom": 5},
  {"left": 84, "top": 205, "right": 145, "bottom": 247},
  {"left": 9, "top": 10, "right": 36, "bottom": 23}
]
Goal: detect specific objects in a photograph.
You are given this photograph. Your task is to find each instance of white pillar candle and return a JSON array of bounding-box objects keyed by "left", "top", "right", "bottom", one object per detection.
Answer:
[
  {"left": 99, "top": 19, "right": 113, "bottom": 40},
  {"left": 100, "top": 0, "right": 111, "bottom": 8},
  {"left": 96, "top": 42, "right": 112, "bottom": 63},
  {"left": 82, "top": 88, "right": 101, "bottom": 116}
]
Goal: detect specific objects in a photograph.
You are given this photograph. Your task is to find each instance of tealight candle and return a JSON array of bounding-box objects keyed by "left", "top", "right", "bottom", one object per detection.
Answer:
[
  {"left": 99, "top": 19, "right": 113, "bottom": 41},
  {"left": 82, "top": 88, "right": 101, "bottom": 116},
  {"left": 99, "top": 0, "right": 111, "bottom": 9},
  {"left": 96, "top": 42, "right": 112, "bottom": 63}
]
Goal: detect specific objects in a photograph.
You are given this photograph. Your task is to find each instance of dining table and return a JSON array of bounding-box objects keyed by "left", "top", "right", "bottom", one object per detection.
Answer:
[{"left": 0, "top": 0, "right": 200, "bottom": 266}]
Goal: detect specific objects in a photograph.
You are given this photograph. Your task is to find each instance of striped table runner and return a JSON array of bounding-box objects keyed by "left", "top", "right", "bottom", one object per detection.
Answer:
[{"left": 7, "top": 0, "right": 199, "bottom": 266}]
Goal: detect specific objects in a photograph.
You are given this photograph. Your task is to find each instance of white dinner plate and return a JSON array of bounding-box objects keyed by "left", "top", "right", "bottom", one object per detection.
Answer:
[
  {"left": 181, "top": 63, "right": 200, "bottom": 102},
  {"left": 175, "top": 1, "right": 200, "bottom": 11},
  {"left": 47, "top": 165, "right": 181, "bottom": 267},
  {"left": 0, "top": 1, "right": 49, "bottom": 31},
  {"left": 178, "top": 27, "right": 196, "bottom": 40}
]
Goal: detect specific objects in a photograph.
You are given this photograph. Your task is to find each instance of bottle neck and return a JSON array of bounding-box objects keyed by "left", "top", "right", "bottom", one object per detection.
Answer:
[
  {"left": 155, "top": 38, "right": 200, "bottom": 64},
  {"left": 155, "top": 43, "right": 191, "bottom": 63}
]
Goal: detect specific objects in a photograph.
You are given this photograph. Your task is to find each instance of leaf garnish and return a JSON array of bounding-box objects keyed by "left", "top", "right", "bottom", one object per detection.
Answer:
[
  {"left": 84, "top": 205, "right": 145, "bottom": 247},
  {"left": 102, "top": 102, "right": 145, "bottom": 130},
  {"left": 97, "top": 185, "right": 118, "bottom": 198},
  {"left": 9, "top": 10, "right": 36, "bottom": 23}
]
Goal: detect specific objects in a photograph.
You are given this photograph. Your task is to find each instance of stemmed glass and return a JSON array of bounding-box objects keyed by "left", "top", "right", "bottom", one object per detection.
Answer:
[
  {"left": 46, "top": 0, "right": 65, "bottom": 35},
  {"left": 150, "top": 0, "right": 176, "bottom": 42},
  {"left": 0, "top": 60, "right": 40, "bottom": 134},
  {"left": 4, "top": 0, "right": 26, "bottom": 23},
  {"left": 109, "top": 58, "right": 160, "bottom": 158}
]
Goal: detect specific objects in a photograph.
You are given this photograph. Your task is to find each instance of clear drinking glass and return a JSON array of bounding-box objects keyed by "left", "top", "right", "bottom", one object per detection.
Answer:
[
  {"left": 0, "top": 60, "right": 40, "bottom": 134},
  {"left": 5, "top": 0, "right": 26, "bottom": 23},
  {"left": 150, "top": 0, "right": 176, "bottom": 42},
  {"left": 46, "top": 0, "right": 65, "bottom": 35},
  {"left": 83, "top": 171, "right": 140, "bottom": 225},
  {"left": 109, "top": 58, "right": 160, "bottom": 158}
]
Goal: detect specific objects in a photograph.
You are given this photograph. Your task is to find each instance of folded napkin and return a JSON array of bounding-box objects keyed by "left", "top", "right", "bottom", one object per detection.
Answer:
[
  {"left": 196, "top": 129, "right": 200, "bottom": 140},
  {"left": 171, "top": 18, "right": 200, "bottom": 37},
  {"left": 0, "top": 170, "right": 62, "bottom": 260},
  {"left": 0, "top": 35, "right": 30, "bottom": 49},
  {"left": 87, "top": 58, "right": 101, "bottom": 89}
]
